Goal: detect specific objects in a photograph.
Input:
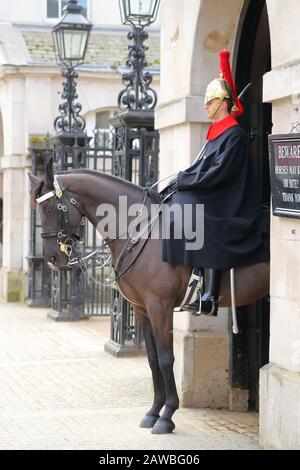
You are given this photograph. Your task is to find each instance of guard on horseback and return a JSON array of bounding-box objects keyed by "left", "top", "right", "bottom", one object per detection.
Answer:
[{"left": 161, "top": 50, "right": 270, "bottom": 316}]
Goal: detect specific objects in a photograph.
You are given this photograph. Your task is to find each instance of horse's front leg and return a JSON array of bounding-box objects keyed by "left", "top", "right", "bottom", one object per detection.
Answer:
[
  {"left": 134, "top": 311, "right": 166, "bottom": 429},
  {"left": 147, "top": 300, "right": 179, "bottom": 434}
]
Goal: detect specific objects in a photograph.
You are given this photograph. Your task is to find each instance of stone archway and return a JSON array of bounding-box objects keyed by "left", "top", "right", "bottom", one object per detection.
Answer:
[
  {"left": 172, "top": 0, "right": 249, "bottom": 410},
  {"left": 157, "top": 0, "right": 249, "bottom": 409},
  {"left": 189, "top": 0, "right": 244, "bottom": 97},
  {"left": 157, "top": 0, "right": 245, "bottom": 183},
  {"left": 230, "top": 0, "right": 272, "bottom": 412},
  {"left": 187, "top": 0, "right": 272, "bottom": 411}
]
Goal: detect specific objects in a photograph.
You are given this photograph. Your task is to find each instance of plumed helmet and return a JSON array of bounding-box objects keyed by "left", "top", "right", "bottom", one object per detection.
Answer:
[{"left": 204, "top": 50, "right": 243, "bottom": 117}]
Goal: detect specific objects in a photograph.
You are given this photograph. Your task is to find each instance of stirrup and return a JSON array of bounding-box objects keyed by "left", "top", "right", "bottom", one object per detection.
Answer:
[
  {"left": 196, "top": 290, "right": 202, "bottom": 315},
  {"left": 192, "top": 295, "right": 219, "bottom": 317},
  {"left": 189, "top": 291, "right": 202, "bottom": 317},
  {"left": 205, "top": 299, "right": 219, "bottom": 316},
  {"left": 192, "top": 277, "right": 203, "bottom": 316}
]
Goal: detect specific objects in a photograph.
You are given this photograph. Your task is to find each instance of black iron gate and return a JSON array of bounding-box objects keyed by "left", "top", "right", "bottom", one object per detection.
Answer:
[
  {"left": 104, "top": 109, "right": 159, "bottom": 356},
  {"left": 84, "top": 129, "right": 115, "bottom": 317},
  {"left": 27, "top": 143, "right": 52, "bottom": 307},
  {"left": 28, "top": 130, "right": 115, "bottom": 317}
]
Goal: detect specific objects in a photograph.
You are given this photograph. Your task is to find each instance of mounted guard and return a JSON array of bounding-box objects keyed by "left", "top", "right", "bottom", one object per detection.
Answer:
[
  {"left": 29, "top": 143, "right": 270, "bottom": 434},
  {"left": 161, "top": 49, "right": 270, "bottom": 316}
]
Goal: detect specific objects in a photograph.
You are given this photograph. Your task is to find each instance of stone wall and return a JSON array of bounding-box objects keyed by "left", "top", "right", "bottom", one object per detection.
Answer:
[{"left": 259, "top": 0, "right": 300, "bottom": 451}]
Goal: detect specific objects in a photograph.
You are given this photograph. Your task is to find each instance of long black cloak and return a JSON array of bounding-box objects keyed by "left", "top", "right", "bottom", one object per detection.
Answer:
[{"left": 162, "top": 125, "right": 269, "bottom": 269}]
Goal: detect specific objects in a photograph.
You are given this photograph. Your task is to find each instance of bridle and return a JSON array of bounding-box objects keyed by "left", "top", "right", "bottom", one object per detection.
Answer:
[
  {"left": 35, "top": 172, "right": 177, "bottom": 285},
  {"left": 36, "top": 175, "right": 85, "bottom": 260},
  {"left": 35, "top": 174, "right": 150, "bottom": 285}
]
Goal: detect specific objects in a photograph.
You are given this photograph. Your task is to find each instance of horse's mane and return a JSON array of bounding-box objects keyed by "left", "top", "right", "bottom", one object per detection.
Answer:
[{"left": 60, "top": 168, "right": 144, "bottom": 194}]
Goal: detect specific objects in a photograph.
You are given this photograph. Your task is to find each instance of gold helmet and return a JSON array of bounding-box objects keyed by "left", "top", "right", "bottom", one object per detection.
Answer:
[
  {"left": 204, "top": 78, "right": 234, "bottom": 106},
  {"left": 204, "top": 50, "right": 243, "bottom": 119}
]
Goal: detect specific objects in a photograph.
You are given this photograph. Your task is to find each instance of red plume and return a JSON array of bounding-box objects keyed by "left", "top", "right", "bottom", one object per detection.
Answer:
[{"left": 219, "top": 50, "right": 243, "bottom": 117}]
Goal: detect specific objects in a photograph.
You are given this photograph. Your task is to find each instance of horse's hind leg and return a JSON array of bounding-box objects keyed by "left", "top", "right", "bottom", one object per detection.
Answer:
[
  {"left": 136, "top": 313, "right": 166, "bottom": 429},
  {"left": 147, "top": 301, "right": 179, "bottom": 434}
]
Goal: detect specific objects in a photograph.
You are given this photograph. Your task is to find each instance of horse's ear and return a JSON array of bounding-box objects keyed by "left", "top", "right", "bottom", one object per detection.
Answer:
[
  {"left": 28, "top": 173, "right": 43, "bottom": 206},
  {"left": 45, "top": 156, "right": 54, "bottom": 189},
  {"left": 28, "top": 173, "right": 42, "bottom": 192}
]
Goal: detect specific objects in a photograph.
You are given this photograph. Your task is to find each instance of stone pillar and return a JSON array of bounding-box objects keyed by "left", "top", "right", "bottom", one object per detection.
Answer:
[
  {"left": 260, "top": 212, "right": 300, "bottom": 449},
  {"left": 156, "top": 100, "right": 232, "bottom": 407},
  {"left": 173, "top": 309, "right": 230, "bottom": 408},
  {"left": 260, "top": 215, "right": 300, "bottom": 449},
  {"left": 0, "top": 63, "right": 56, "bottom": 302},
  {"left": 1, "top": 167, "right": 27, "bottom": 301},
  {"left": 259, "top": 2, "right": 300, "bottom": 447},
  {"left": 0, "top": 75, "right": 28, "bottom": 302}
]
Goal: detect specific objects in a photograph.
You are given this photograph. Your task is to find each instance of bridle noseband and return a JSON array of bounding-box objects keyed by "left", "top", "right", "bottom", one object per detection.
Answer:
[{"left": 37, "top": 175, "right": 85, "bottom": 260}]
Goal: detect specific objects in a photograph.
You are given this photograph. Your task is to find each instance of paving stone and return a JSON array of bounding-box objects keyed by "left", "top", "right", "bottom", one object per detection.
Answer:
[{"left": 0, "top": 302, "right": 259, "bottom": 450}]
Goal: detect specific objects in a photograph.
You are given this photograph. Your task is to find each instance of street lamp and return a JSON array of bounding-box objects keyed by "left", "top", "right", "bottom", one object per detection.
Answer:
[
  {"left": 53, "top": 0, "right": 93, "bottom": 133},
  {"left": 105, "top": 0, "right": 160, "bottom": 355},
  {"left": 119, "top": 0, "right": 160, "bottom": 27},
  {"left": 117, "top": 0, "right": 160, "bottom": 110},
  {"left": 47, "top": 0, "right": 92, "bottom": 322}
]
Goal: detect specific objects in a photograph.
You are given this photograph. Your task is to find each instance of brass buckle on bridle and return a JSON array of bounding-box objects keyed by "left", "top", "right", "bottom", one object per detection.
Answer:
[
  {"left": 57, "top": 234, "right": 75, "bottom": 259},
  {"left": 57, "top": 203, "right": 67, "bottom": 212},
  {"left": 54, "top": 180, "right": 63, "bottom": 199}
]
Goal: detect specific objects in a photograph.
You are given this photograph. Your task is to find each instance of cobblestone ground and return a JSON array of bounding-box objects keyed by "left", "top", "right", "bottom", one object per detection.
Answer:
[{"left": 0, "top": 303, "right": 259, "bottom": 450}]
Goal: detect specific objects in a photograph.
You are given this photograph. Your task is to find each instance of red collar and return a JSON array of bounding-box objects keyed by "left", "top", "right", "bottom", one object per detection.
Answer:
[{"left": 206, "top": 115, "right": 238, "bottom": 141}]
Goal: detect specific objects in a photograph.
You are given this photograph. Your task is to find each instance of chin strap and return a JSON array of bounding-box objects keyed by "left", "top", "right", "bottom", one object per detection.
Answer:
[{"left": 208, "top": 90, "right": 228, "bottom": 119}]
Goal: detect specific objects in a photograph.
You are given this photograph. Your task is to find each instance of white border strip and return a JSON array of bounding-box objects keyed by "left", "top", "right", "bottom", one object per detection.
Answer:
[{"left": 36, "top": 191, "right": 55, "bottom": 204}]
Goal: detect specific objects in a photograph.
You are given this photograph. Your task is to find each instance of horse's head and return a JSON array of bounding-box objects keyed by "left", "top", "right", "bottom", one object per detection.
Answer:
[{"left": 28, "top": 160, "right": 84, "bottom": 268}]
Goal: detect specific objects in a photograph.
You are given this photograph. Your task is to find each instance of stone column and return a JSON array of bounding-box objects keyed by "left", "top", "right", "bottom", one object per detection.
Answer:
[
  {"left": 1, "top": 167, "right": 27, "bottom": 301},
  {"left": 156, "top": 99, "right": 231, "bottom": 407},
  {"left": 259, "top": 151, "right": 300, "bottom": 448},
  {"left": 0, "top": 75, "right": 27, "bottom": 301},
  {"left": 259, "top": 2, "right": 300, "bottom": 446},
  {"left": 260, "top": 210, "right": 300, "bottom": 449},
  {"left": 173, "top": 309, "right": 230, "bottom": 408}
]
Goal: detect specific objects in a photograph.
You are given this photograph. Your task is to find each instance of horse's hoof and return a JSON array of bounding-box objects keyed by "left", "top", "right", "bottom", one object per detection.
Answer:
[
  {"left": 151, "top": 418, "right": 175, "bottom": 434},
  {"left": 140, "top": 414, "right": 159, "bottom": 429}
]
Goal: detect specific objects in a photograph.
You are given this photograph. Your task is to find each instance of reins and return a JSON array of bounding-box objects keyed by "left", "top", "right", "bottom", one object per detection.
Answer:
[{"left": 36, "top": 173, "right": 176, "bottom": 287}]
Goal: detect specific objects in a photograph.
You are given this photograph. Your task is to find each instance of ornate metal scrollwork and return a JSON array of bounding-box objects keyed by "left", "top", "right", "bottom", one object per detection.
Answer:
[
  {"left": 118, "top": 27, "right": 157, "bottom": 111},
  {"left": 54, "top": 66, "right": 86, "bottom": 133}
]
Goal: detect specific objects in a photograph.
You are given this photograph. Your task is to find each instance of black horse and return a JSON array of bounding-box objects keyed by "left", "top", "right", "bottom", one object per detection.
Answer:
[{"left": 29, "top": 165, "right": 269, "bottom": 434}]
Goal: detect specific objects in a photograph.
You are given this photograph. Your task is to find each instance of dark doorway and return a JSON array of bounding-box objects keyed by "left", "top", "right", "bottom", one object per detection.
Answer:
[{"left": 230, "top": 0, "right": 271, "bottom": 411}]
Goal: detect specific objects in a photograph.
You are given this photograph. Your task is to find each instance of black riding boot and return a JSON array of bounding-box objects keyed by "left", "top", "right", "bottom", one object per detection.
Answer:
[{"left": 183, "top": 269, "right": 222, "bottom": 316}]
